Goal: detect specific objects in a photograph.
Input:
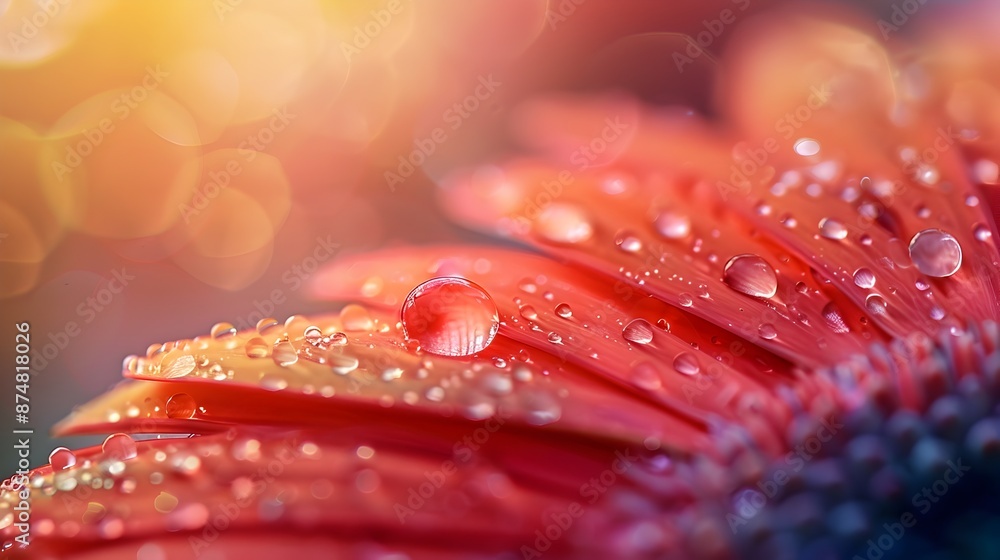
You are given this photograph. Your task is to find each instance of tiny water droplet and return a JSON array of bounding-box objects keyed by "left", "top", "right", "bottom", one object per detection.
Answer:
[
  {"left": 614, "top": 231, "right": 643, "bottom": 253},
  {"left": 535, "top": 203, "right": 593, "bottom": 244},
  {"left": 853, "top": 267, "right": 876, "bottom": 289},
  {"left": 519, "top": 305, "right": 538, "bottom": 321},
  {"left": 974, "top": 224, "right": 993, "bottom": 242},
  {"left": 672, "top": 352, "right": 700, "bottom": 375},
  {"left": 908, "top": 229, "right": 962, "bottom": 277},
  {"left": 329, "top": 332, "right": 348, "bottom": 346},
  {"left": 722, "top": 254, "right": 778, "bottom": 298},
  {"left": 49, "top": 447, "right": 76, "bottom": 470},
  {"left": 547, "top": 332, "right": 563, "bottom": 344},
  {"left": 210, "top": 322, "right": 237, "bottom": 339},
  {"left": 166, "top": 393, "right": 197, "bottom": 419},
  {"left": 819, "top": 218, "right": 848, "bottom": 240},
  {"left": 400, "top": 277, "right": 499, "bottom": 357},
  {"left": 340, "top": 305, "right": 374, "bottom": 331},
  {"left": 622, "top": 318, "right": 654, "bottom": 345},
  {"left": 758, "top": 323, "right": 777, "bottom": 340},
  {"left": 654, "top": 211, "right": 691, "bottom": 239},
  {"left": 244, "top": 337, "right": 269, "bottom": 358},
  {"left": 555, "top": 303, "right": 573, "bottom": 318},
  {"left": 678, "top": 293, "right": 694, "bottom": 307},
  {"left": 102, "top": 433, "right": 137, "bottom": 461},
  {"left": 303, "top": 326, "right": 323, "bottom": 344},
  {"left": 272, "top": 340, "right": 298, "bottom": 367}
]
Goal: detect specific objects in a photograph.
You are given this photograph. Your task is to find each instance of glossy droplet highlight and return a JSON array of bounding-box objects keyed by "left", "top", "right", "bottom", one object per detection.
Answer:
[
  {"left": 722, "top": 254, "right": 778, "bottom": 298},
  {"left": 400, "top": 277, "right": 499, "bottom": 357},
  {"left": 328, "top": 353, "right": 359, "bottom": 375},
  {"left": 622, "top": 318, "right": 654, "bottom": 345},
  {"left": 244, "top": 337, "right": 269, "bottom": 358},
  {"left": 794, "top": 138, "right": 820, "bottom": 156},
  {"left": 555, "top": 303, "right": 573, "bottom": 318},
  {"left": 819, "top": 218, "right": 848, "bottom": 240},
  {"left": 822, "top": 302, "right": 850, "bottom": 333},
  {"left": 654, "top": 211, "right": 690, "bottom": 239},
  {"left": 255, "top": 317, "right": 280, "bottom": 335},
  {"left": 672, "top": 352, "right": 700, "bottom": 375},
  {"left": 102, "top": 433, "right": 138, "bottom": 461},
  {"left": 210, "top": 322, "right": 237, "bottom": 339},
  {"left": 758, "top": 323, "right": 777, "bottom": 340},
  {"left": 166, "top": 393, "right": 197, "bottom": 419},
  {"left": 853, "top": 267, "right": 876, "bottom": 289},
  {"left": 908, "top": 229, "right": 962, "bottom": 278},
  {"left": 273, "top": 340, "right": 298, "bottom": 367},
  {"left": 535, "top": 203, "right": 593, "bottom": 244},
  {"left": 49, "top": 447, "right": 76, "bottom": 470},
  {"left": 614, "top": 231, "right": 643, "bottom": 253}
]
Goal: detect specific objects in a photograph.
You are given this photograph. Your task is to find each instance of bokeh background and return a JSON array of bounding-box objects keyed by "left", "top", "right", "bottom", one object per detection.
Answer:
[{"left": 0, "top": 0, "right": 958, "bottom": 476}]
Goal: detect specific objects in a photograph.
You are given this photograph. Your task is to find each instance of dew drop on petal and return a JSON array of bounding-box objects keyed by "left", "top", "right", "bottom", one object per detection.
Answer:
[
  {"left": 328, "top": 353, "right": 359, "bottom": 375},
  {"left": 535, "top": 203, "right": 593, "bottom": 244},
  {"left": 623, "top": 318, "right": 654, "bottom": 345},
  {"left": 722, "top": 254, "right": 778, "bottom": 298},
  {"left": 630, "top": 362, "right": 662, "bottom": 391},
  {"left": 329, "top": 332, "right": 348, "bottom": 346},
  {"left": 400, "top": 277, "right": 499, "bottom": 357},
  {"left": 102, "top": 433, "right": 138, "bottom": 461},
  {"left": 166, "top": 393, "right": 197, "bottom": 419},
  {"left": 654, "top": 211, "right": 691, "bottom": 239},
  {"left": 272, "top": 340, "right": 298, "bottom": 367},
  {"left": 865, "top": 294, "right": 888, "bottom": 316},
  {"left": 908, "top": 229, "right": 962, "bottom": 277},
  {"left": 303, "top": 326, "right": 323, "bottom": 344},
  {"left": 974, "top": 224, "right": 993, "bottom": 242},
  {"left": 255, "top": 317, "right": 280, "bottom": 335},
  {"left": 794, "top": 138, "right": 820, "bottom": 156},
  {"left": 758, "top": 323, "right": 777, "bottom": 340},
  {"left": 244, "top": 337, "right": 269, "bottom": 358},
  {"left": 853, "top": 267, "right": 876, "bottom": 289},
  {"left": 547, "top": 332, "right": 563, "bottom": 344},
  {"left": 615, "top": 231, "right": 643, "bottom": 253},
  {"left": 555, "top": 303, "right": 573, "bottom": 318},
  {"left": 822, "top": 302, "right": 850, "bottom": 334},
  {"left": 210, "top": 322, "right": 237, "bottom": 339},
  {"left": 819, "top": 218, "right": 848, "bottom": 240},
  {"left": 49, "top": 447, "right": 76, "bottom": 470},
  {"left": 159, "top": 350, "right": 196, "bottom": 379},
  {"left": 672, "top": 352, "right": 700, "bottom": 375},
  {"left": 519, "top": 305, "right": 538, "bottom": 321},
  {"left": 340, "top": 304, "right": 374, "bottom": 331}
]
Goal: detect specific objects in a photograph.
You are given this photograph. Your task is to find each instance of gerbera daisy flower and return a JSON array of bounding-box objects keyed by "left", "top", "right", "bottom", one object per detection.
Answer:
[{"left": 4, "top": 1, "right": 1000, "bottom": 559}]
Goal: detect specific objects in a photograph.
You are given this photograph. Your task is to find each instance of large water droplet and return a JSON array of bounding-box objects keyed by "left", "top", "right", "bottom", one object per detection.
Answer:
[
  {"left": 722, "top": 254, "right": 778, "bottom": 298},
  {"left": 166, "top": 393, "right": 197, "bottom": 419},
  {"left": 672, "top": 352, "right": 700, "bottom": 375},
  {"left": 400, "top": 277, "right": 499, "bottom": 357},
  {"left": 272, "top": 340, "right": 298, "bottom": 367},
  {"left": 853, "top": 267, "right": 876, "bottom": 289},
  {"left": 819, "top": 218, "right": 848, "bottom": 240},
  {"left": 555, "top": 303, "right": 573, "bottom": 318},
  {"left": 339, "top": 304, "right": 374, "bottom": 331},
  {"left": 794, "top": 138, "right": 820, "bottom": 156},
  {"left": 519, "top": 305, "right": 538, "bottom": 321},
  {"left": 102, "top": 433, "right": 137, "bottom": 461},
  {"left": 654, "top": 211, "right": 691, "bottom": 239},
  {"left": 49, "top": 447, "right": 76, "bottom": 470},
  {"left": 865, "top": 294, "right": 888, "bottom": 316},
  {"left": 623, "top": 318, "right": 654, "bottom": 345},
  {"left": 244, "top": 337, "right": 269, "bottom": 358},
  {"left": 908, "top": 229, "right": 962, "bottom": 277},
  {"left": 159, "top": 350, "right": 196, "bottom": 379},
  {"left": 822, "top": 302, "right": 850, "bottom": 333},
  {"left": 535, "top": 203, "right": 593, "bottom": 244},
  {"left": 210, "top": 322, "right": 237, "bottom": 339}
]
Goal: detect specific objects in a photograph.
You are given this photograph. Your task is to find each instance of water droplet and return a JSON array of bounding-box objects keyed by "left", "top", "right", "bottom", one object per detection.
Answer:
[
  {"left": 672, "top": 352, "right": 700, "bottom": 375},
  {"left": 49, "top": 447, "right": 76, "bottom": 470},
  {"left": 615, "top": 231, "right": 643, "bottom": 253},
  {"left": 102, "top": 433, "right": 137, "bottom": 461},
  {"left": 400, "top": 277, "right": 499, "bottom": 357},
  {"left": 722, "top": 254, "right": 778, "bottom": 298},
  {"left": 535, "top": 203, "right": 593, "bottom": 244},
  {"left": 678, "top": 293, "right": 694, "bottom": 307},
  {"left": 794, "top": 138, "right": 820, "bottom": 156},
  {"left": 822, "top": 302, "right": 850, "bottom": 333},
  {"left": 166, "top": 393, "right": 197, "bottom": 419},
  {"left": 623, "top": 318, "right": 654, "bottom": 345},
  {"left": 555, "top": 303, "right": 573, "bottom": 318},
  {"left": 653, "top": 211, "right": 691, "bottom": 239},
  {"left": 758, "top": 323, "right": 777, "bottom": 340},
  {"left": 259, "top": 373, "right": 288, "bottom": 391},
  {"left": 630, "top": 362, "right": 662, "bottom": 391},
  {"left": 974, "top": 224, "right": 993, "bottom": 242},
  {"left": 865, "top": 294, "right": 888, "bottom": 316},
  {"left": 340, "top": 304, "right": 374, "bottom": 331},
  {"left": 255, "top": 318, "right": 280, "bottom": 335},
  {"left": 159, "top": 350, "right": 196, "bottom": 379},
  {"left": 210, "top": 322, "right": 237, "bottom": 339},
  {"left": 908, "top": 229, "right": 962, "bottom": 277},
  {"left": 519, "top": 305, "right": 539, "bottom": 321},
  {"left": 244, "top": 337, "right": 269, "bottom": 358},
  {"left": 328, "top": 353, "right": 359, "bottom": 375},
  {"left": 819, "top": 218, "right": 848, "bottom": 240},
  {"left": 547, "top": 332, "right": 563, "bottom": 344},
  {"left": 853, "top": 267, "right": 876, "bottom": 289},
  {"left": 272, "top": 340, "right": 298, "bottom": 367},
  {"left": 329, "top": 332, "right": 348, "bottom": 346},
  {"left": 303, "top": 326, "right": 323, "bottom": 344},
  {"left": 361, "top": 276, "right": 384, "bottom": 298}
]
